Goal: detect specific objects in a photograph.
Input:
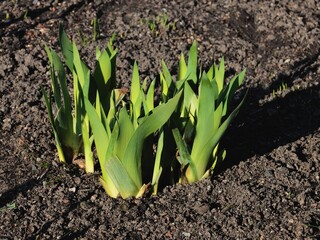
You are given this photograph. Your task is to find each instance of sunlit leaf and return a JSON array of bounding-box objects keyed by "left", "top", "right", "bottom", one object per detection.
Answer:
[
  {"left": 105, "top": 156, "right": 139, "bottom": 199},
  {"left": 186, "top": 41, "right": 197, "bottom": 83},
  {"left": 178, "top": 53, "right": 187, "bottom": 81},
  {"left": 122, "top": 91, "right": 182, "bottom": 189},
  {"left": 59, "top": 24, "right": 73, "bottom": 71}
]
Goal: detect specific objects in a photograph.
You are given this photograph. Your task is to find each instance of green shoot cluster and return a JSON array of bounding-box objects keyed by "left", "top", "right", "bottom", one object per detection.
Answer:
[{"left": 43, "top": 25, "right": 246, "bottom": 198}]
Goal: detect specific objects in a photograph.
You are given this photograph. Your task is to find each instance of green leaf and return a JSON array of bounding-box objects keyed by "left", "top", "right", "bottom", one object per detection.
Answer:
[
  {"left": 194, "top": 72, "right": 216, "bottom": 140},
  {"left": 105, "top": 156, "right": 139, "bottom": 199},
  {"left": 172, "top": 128, "right": 192, "bottom": 166},
  {"left": 182, "top": 81, "right": 197, "bottom": 123},
  {"left": 105, "top": 91, "right": 116, "bottom": 136},
  {"left": 99, "top": 176, "right": 119, "bottom": 198},
  {"left": 72, "top": 73, "right": 82, "bottom": 136},
  {"left": 44, "top": 42, "right": 83, "bottom": 162},
  {"left": 84, "top": 98, "right": 110, "bottom": 178},
  {"left": 207, "top": 65, "right": 214, "bottom": 81},
  {"left": 85, "top": 97, "right": 119, "bottom": 197},
  {"left": 50, "top": 49, "right": 72, "bottom": 117},
  {"left": 107, "top": 33, "right": 117, "bottom": 57},
  {"left": 160, "top": 72, "right": 168, "bottom": 100},
  {"left": 151, "top": 130, "right": 164, "bottom": 194},
  {"left": 93, "top": 49, "right": 116, "bottom": 113},
  {"left": 160, "top": 60, "right": 176, "bottom": 101},
  {"left": 45, "top": 46, "right": 71, "bottom": 129},
  {"left": 146, "top": 79, "right": 155, "bottom": 112},
  {"left": 187, "top": 90, "right": 247, "bottom": 183},
  {"left": 188, "top": 72, "right": 219, "bottom": 182},
  {"left": 45, "top": 47, "right": 61, "bottom": 109},
  {"left": 220, "top": 69, "right": 246, "bottom": 116},
  {"left": 178, "top": 53, "right": 187, "bottom": 81},
  {"left": 95, "top": 46, "right": 101, "bottom": 60},
  {"left": 72, "top": 42, "right": 91, "bottom": 138},
  {"left": 114, "top": 107, "right": 134, "bottom": 161},
  {"left": 130, "top": 61, "right": 140, "bottom": 105},
  {"left": 186, "top": 41, "right": 198, "bottom": 83},
  {"left": 176, "top": 71, "right": 192, "bottom": 92},
  {"left": 72, "top": 42, "right": 90, "bottom": 95},
  {"left": 82, "top": 114, "right": 94, "bottom": 173},
  {"left": 161, "top": 60, "right": 173, "bottom": 87},
  {"left": 210, "top": 75, "right": 219, "bottom": 101},
  {"left": 215, "top": 57, "right": 225, "bottom": 93},
  {"left": 42, "top": 87, "right": 66, "bottom": 162},
  {"left": 122, "top": 91, "right": 182, "bottom": 189},
  {"left": 94, "top": 50, "right": 111, "bottom": 86},
  {"left": 105, "top": 120, "right": 119, "bottom": 161},
  {"left": 130, "top": 61, "right": 142, "bottom": 126},
  {"left": 59, "top": 24, "right": 73, "bottom": 71}
]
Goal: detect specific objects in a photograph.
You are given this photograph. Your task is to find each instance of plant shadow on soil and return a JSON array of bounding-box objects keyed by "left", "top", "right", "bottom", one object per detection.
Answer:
[
  {"left": 0, "top": 0, "right": 87, "bottom": 37},
  {"left": 0, "top": 167, "right": 96, "bottom": 239},
  {"left": 27, "top": 198, "right": 92, "bottom": 240},
  {"left": 219, "top": 49, "right": 320, "bottom": 173},
  {"left": 0, "top": 178, "right": 40, "bottom": 209}
]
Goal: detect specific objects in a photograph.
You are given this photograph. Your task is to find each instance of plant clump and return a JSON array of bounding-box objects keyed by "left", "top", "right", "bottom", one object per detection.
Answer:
[{"left": 42, "top": 25, "right": 247, "bottom": 199}]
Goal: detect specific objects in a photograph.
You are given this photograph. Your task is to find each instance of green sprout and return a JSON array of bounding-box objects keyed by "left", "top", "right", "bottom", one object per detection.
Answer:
[
  {"left": 142, "top": 12, "right": 176, "bottom": 37},
  {"left": 76, "top": 18, "right": 100, "bottom": 47},
  {"left": 272, "top": 81, "right": 288, "bottom": 96},
  {"left": 1, "top": 12, "right": 11, "bottom": 23},
  {"left": 77, "top": 29, "right": 90, "bottom": 47},
  {"left": 0, "top": 203, "right": 16, "bottom": 213},
  {"left": 145, "top": 17, "right": 157, "bottom": 33},
  {"left": 91, "top": 17, "right": 100, "bottom": 41},
  {"left": 23, "top": 10, "right": 28, "bottom": 20},
  {"left": 158, "top": 12, "right": 175, "bottom": 30}
]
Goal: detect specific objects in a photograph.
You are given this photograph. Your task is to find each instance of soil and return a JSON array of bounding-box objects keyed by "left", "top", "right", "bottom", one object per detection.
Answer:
[{"left": 0, "top": 0, "right": 320, "bottom": 239}]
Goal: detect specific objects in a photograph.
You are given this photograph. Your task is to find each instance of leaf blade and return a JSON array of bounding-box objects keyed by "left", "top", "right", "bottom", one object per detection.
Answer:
[{"left": 122, "top": 91, "right": 182, "bottom": 189}]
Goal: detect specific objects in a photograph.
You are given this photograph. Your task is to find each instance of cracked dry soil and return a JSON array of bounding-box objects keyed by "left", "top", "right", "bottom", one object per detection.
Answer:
[{"left": 0, "top": 0, "right": 320, "bottom": 239}]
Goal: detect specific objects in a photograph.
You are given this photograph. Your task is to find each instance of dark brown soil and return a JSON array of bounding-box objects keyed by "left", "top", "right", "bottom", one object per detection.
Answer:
[{"left": 1, "top": 0, "right": 320, "bottom": 239}]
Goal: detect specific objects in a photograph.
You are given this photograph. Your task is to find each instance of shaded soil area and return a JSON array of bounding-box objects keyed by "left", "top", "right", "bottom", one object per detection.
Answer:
[{"left": 1, "top": 0, "right": 320, "bottom": 239}]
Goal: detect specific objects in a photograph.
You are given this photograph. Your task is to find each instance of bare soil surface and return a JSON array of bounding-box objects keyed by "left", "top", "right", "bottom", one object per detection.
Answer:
[{"left": 1, "top": 0, "right": 320, "bottom": 239}]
